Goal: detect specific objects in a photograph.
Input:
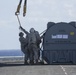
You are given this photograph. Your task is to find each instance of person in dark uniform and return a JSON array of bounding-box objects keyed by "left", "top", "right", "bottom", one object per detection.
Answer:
[{"left": 19, "top": 32, "right": 29, "bottom": 64}]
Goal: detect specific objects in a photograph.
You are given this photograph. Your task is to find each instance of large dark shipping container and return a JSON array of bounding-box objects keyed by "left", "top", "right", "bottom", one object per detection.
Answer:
[{"left": 43, "top": 22, "right": 76, "bottom": 64}]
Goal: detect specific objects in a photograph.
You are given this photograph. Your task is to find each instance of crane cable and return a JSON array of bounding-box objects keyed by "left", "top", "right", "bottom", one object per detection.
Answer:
[
  {"left": 15, "top": 0, "right": 22, "bottom": 29},
  {"left": 40, "top": 29, "right": 46, "bottom": 35},
  {"left": 16, "top": 14, "right": 21, "bottom": 27}
]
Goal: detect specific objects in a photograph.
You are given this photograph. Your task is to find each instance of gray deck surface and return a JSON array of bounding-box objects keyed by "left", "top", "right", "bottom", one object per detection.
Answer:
[{"left": 0, "top": 65, "right": 76, "bottom": 75}]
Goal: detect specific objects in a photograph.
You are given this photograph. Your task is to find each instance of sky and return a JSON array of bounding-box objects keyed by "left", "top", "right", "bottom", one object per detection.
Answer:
[{"left": 0, "top": 0, "right": 76, "bottom": 50}]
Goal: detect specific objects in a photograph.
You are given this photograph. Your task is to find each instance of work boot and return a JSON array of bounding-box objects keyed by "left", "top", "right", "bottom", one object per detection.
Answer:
[
  {"left": 34, "top": 60, "right": 39, "bottom": 65},
  {"left": 24, "top": 60, "right": 28, "bottom": 65},
  {"left": 30, "top": 60, "right": 34, "bottom": 65}
]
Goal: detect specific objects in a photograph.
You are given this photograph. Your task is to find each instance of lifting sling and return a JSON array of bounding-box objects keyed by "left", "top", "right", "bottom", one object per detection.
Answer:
[
  {"left": 15, "top": 0, "right": 22, "bottom": 15},
  {"left": 23, "top": 0, "right": 27, "bottom": 16},
  {"left": 15, "top": 0, "right": 27, "bottom": 28},
  {"left": 15, "top": 0, "right": 27, "bottom": 17}
]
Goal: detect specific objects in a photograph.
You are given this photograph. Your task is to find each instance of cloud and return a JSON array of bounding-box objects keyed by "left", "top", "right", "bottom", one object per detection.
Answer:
[
  {"left": 0, "top": 0, "right": 76, "bottom": 49},
  {"left": 64, "top": 2, "right": 76, "bottom": 18}
]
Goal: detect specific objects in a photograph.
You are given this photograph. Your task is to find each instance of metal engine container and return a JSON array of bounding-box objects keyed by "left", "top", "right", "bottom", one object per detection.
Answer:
[{"left": 43, "top": 22, "right": 76, "bottom": 64}]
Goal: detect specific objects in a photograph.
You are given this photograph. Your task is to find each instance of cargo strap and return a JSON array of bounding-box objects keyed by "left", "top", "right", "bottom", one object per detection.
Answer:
[
  {"left": 15, "top": 0, "right": 27, "bottom": 17},
  {"left": 15, "top": 0, "right": 27, "bottom": 30},
  {"left": 15, "top": 0, "right": 22, "bottom": 15},
  {"left": 23, "top": 0, "right": 27, "bottom": 16}
]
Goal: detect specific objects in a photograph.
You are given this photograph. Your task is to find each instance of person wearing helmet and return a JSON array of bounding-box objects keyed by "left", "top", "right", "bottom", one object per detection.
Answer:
[{"left": 19, "top": 32, "right": 29, "bottom": 64}]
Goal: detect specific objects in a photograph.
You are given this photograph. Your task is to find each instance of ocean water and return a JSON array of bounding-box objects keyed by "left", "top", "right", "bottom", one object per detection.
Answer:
[{"left": 0, "top": 50, "right": 23, "bottom": 56}]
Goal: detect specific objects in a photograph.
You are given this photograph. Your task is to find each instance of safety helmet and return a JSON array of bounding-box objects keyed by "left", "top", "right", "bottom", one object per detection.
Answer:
[
  {"left": 19, "top": 32, "right": 24, "bottom": 36},
  {"left": 30, "top": 28, "right": 35, "bottom": 33}
]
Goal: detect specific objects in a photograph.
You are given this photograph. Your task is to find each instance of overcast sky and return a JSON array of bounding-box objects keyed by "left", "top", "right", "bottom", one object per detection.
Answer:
[{"left": 0, "top": 0, "right": 76, "bottom": 50}]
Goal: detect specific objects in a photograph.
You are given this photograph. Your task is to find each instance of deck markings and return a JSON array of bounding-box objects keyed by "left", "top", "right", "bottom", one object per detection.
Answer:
[{"left": 60, "top": 65, "right": 68, "bottom": 75}]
